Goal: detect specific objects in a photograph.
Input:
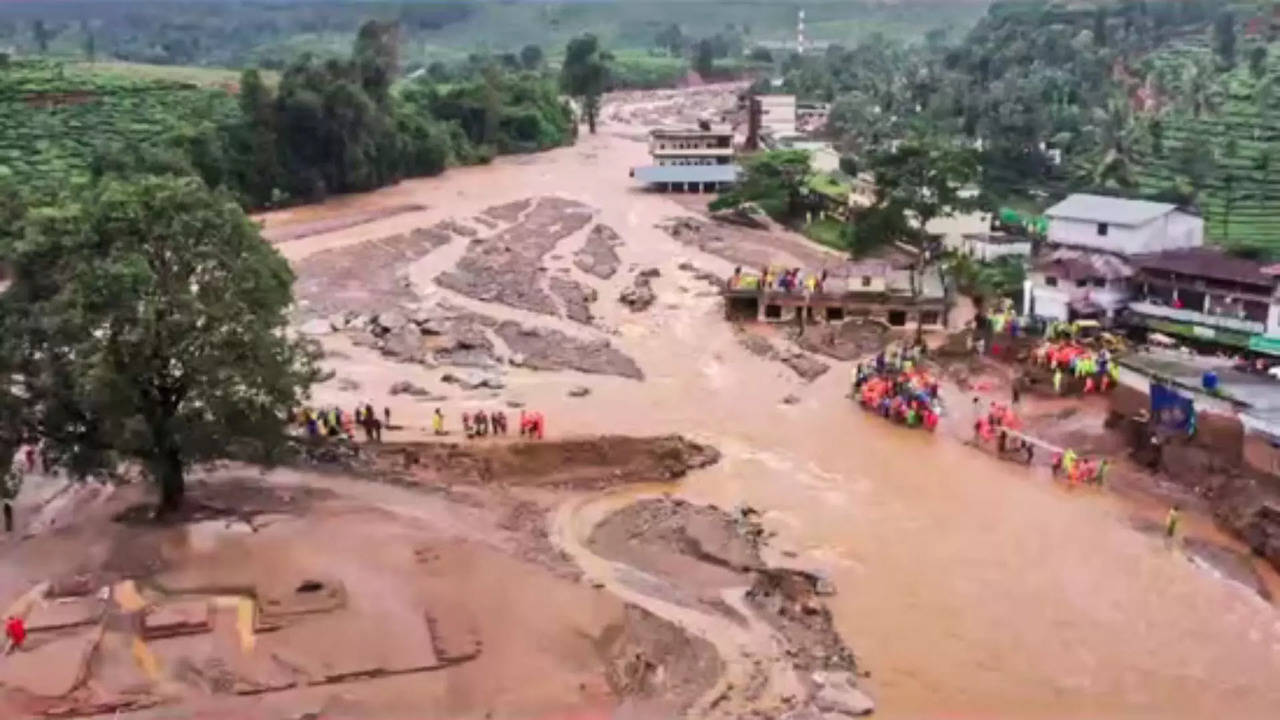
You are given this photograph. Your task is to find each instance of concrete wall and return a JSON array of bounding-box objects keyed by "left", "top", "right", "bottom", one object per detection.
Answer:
[
  {"left": 1027, "top": 274, "right": 1129, "bottom": 321},
  {"left": 1046, "top": 211, "right": 1203, "bottom": 255}
]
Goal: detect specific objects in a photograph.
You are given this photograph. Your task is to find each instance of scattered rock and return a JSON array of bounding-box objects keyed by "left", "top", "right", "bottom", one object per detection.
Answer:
[
  {"left": 377, "top": 310, "right": 409, "bottom": 332},
  {"left": 437, "top": 197, "right": 594, "bottom": 318},
  {"left": 505, "top": 399, "right": 526, "bottom": 409},
  {"left": 814, "top": 684, "right": 875, "bottom": 717},
  {"left": 568, "top": 386, "right": 592, "bottom": 398},
  {"left": 335, "top": 378, "right": 361, "bottom": 392},
  {"left": 495, "top": 321, "right": 644, "bottom": 380},
  {"left": 782, "top": 353, "right": 831, "bottom": 382},
  {"left": 441, "top": 371, "right": 506, "bottom": 390},
  {"left": 549, "top": 276, "right": 598, "bottom": 325},
  {"left": 328, "top": 314, "right": 349, "bottom": 331},
  {"left": 574, "top": 224, "right": 623, "bottom": 279},
  {"left": 619, "top": 272, "right": 658, "bottom": 312},
  {"left": 638, "top": 267, "right": 661, "bottom": 279},
  {"left": 782, "top": 394, "right": 801, "bottom": 405},
  {"left": 389, "top": 380, "right": 436, "bottom": 397}
]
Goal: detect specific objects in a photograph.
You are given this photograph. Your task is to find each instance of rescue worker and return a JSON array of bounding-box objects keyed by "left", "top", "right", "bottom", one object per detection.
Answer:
[
  {"left": 1053, "top": 367, "right": 1063, "bottom": 395},
  {"left": 432, "top": 408, "right": 445, "bottom": 436},
  {"left": 1165, "top": 504, "right": 1181, "bottom": 541}
]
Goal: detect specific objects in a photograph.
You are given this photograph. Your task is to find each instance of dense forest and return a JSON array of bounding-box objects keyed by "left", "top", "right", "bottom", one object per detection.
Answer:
[
  {"left": 775, "top": 0, "right": 1280, "bottom": 251},
  {"left": 0, "top": 1, "right": 986, "bottom": 69}
]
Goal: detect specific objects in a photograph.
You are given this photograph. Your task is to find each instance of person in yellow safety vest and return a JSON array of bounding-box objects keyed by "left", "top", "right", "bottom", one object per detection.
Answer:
[
  {"left": 804, "top": 273, "right": 818, "bottom": 293},
  {"left": 432, "top": 408, "right": 445, "bottom": 435},
  {"left": 1062, "top": 448, "right": 1078, "bottom": 476},
  {"left": 1165, "top": 504, "right": 1181, "bottom": 541},
  {"left": 1053, "top": 368, "right": 1063, "bottom": 395}
]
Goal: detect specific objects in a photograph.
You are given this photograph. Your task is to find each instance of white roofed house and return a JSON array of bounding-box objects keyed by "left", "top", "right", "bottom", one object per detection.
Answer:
[
  {"left": 631, "top": 126, "right": 741, "bottom": 193},
  {"left": 1023, "top": 193, "right": 1205, "bottom": 323}
]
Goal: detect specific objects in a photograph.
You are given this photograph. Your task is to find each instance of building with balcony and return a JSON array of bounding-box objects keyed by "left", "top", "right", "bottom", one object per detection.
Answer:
[
  {"left": 1124, "top": 247, "right": 1280, "bottom": 354},
  {"left": 1025, "top": 193, "right": 1205, "bottom": 324},
  {"left": 1025, "top": 247, "right": 1133, "bottom": 322},
  {"left": 631, "top": 126, "right": 740, "bottom": 193}
]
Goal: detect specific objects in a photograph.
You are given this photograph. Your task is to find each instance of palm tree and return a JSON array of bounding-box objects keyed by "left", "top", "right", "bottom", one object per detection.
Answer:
[
  {"left": 1079, "top": 93, "right": 1139, "bottom": 189},
  {"left": 1176, "top": 56, "right": 1223, "bottom": 119}
]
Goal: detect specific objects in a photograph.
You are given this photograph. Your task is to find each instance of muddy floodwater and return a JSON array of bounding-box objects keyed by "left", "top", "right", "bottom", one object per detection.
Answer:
[{"left": 257, "top": 86, "right": 1280, "bottom": 717}]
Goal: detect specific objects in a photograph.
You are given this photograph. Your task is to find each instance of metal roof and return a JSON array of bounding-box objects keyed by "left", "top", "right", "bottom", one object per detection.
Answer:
[
  {"left": 1045, "top": 193, "right": 1179, "bottom": 227},
  {"left": 1131, "top": 247, "right": 1273, "bottom": 287},
  {"left": 633, "top": 165, "right": 740, "bottom": 184}
]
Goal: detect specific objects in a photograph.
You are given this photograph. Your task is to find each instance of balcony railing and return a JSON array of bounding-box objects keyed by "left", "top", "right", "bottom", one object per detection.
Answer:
[{"left": 1127, "top": 300, "right": 1265, "bottom": 334}]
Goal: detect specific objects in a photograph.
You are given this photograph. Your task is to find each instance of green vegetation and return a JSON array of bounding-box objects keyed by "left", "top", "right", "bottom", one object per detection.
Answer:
[
  {"left": 782, "top": 0, "right": 1280, "bottom": 254},
  {"left": 0, "top": 22, "right": 577, "bottom": 209},
  {"left": 561, "top": 34, "right": 611, "bottom": 134},
  {"left": 0, "top": 2, "right": 987, "bottom": 70},
  {"left": 0, "top": 174, "right": 317, "bottom": 514},
  {"left": 802, "top": 216, "right": 847, "bottom": 251},
  {"left": 711, "top": 149, "right": 817, "bottom": 222}
]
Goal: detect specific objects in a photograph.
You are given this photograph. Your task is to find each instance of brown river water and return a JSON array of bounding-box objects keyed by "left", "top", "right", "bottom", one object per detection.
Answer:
[{"left": 259, "top": 87, "right": 1280, "bottom": 718}]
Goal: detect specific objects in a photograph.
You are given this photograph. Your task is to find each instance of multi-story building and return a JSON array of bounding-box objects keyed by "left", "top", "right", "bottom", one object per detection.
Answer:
[
  {"left": 631, "top": 126, "right": 740, "bottom": 193},
  {"left": 1024, "top": 194, "right": 1205, "bottom": 323},
  {"left": 1125, "top": 247, "right": 1280, "bottom": 354}
]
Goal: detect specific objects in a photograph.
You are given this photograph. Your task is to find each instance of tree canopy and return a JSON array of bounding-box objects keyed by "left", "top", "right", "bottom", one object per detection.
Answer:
[
  {"left": 561, "top": 34, "right": 611, "bottom": 134},
  {"left": 0, "top": 175, "right": 317, "bottom": 514}
]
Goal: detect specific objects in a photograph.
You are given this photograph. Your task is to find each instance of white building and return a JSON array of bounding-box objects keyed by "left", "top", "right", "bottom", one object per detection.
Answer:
[
  {"left": 1043, "top": 193, "right": 1203, "bottom": 254},
  {"left": 1024, "top": 194, "right": 1205, "bottom": 323},
  {"left": 957, "top": 233, "right": 1032, "bottom": 263}
]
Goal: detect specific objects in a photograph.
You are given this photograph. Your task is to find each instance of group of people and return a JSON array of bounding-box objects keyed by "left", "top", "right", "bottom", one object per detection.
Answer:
[
  {"left": 1050, "top": 447, "right": 1109, "bottom": 487},
  {"left": 852, "top": 350, "right": 941, "bottom": 431},
  {"left": 443, "top": 408, "right": 546, "bottom": 440},
  {"left": 1034, "top": 341, "right": 1119, "bottom": 395},
  {"left": 296, "top": 405, "right": 390, "bottom": 443},
  {"left": 726, "top": 266, "right": 829, "bottom": 295},
  {"left": 973, "top": 399, "right": 1035, "bottom": 464}
]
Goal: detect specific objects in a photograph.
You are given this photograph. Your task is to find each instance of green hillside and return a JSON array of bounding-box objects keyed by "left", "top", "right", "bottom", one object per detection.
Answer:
[
  {"left": 1131, "top": 43, "right": 1280, "bottom": 251},
  {"left": 0, "top": 60, "right": 237, "bottom": 188}
]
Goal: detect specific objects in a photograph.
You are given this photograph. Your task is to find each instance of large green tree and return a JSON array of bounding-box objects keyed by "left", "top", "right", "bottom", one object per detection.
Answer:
[
  {"left": 710, "top": 149, "right": 814, "bottom": 221},
  {"left": 0, "top": 176, "right": 317, "bottom": 515},
  {"left": 561, "top": 34, "right": 611, "bottom": 134}
]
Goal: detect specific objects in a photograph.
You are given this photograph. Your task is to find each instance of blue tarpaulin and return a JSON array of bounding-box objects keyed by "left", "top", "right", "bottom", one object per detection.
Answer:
[{"left": 1150, "top": 382, "right": 1195, "bottom": 432}]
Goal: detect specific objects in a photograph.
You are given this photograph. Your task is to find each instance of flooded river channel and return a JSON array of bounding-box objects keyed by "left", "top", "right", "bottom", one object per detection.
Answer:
[{"left": 260, "top": 87, "right": 1280, "bottom": 718}]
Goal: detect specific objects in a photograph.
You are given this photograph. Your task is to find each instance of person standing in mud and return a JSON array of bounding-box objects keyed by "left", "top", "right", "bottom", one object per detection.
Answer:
[
  {"left": 432, "top": 408, "right": 446, "bottom": 436},
  {"left": 1165, "top": 504, "right": 1181, "bottom": 544},
  {"left": 383, "top": 406, "right": 391, "bottom": 429},
  {"left": 3, "top": 498, "right": 12, "bottom": 534},
  {"left": 493, "top": 411, "right": 507, "bottom": 435},
  {"left": 475, "top": 410, "right": 489, "bottom": 437}
]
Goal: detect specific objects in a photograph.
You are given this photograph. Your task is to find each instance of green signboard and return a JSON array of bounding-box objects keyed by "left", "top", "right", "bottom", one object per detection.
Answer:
[{"left": 1248, "top": 335, "right": 1280, "bottom": 356}]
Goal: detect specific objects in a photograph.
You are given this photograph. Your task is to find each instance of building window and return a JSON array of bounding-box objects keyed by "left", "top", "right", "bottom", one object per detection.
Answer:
[
  {"left": 1045, "top": 276, "right": 1058, "bottom": 287},
  {"left": 1075, "top": 279, "right": 1088, "bottom": 288},
  {"left": 1244, "top": 300, "right": 1269, "bottom": 323},
  {"left": 861, "top": 276, "right": 872, "bottom": 288},
  {"left": 1092, "top": 278, "right": 1105, "bottom": 288},
  {"left": 920, "top": 310, "right": 940, "bottom": 326},
  {"left": 1097, "top": 223, "right": 1109, "bottom": 236},
  {"left": 1179, "top": 289, "right": 1206, "bottom": 312}
]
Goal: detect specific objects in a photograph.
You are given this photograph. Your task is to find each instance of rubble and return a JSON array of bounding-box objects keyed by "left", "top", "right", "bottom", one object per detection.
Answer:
[
  {"left": 388, "top": 380, "right": 443, "bottom": 398},
  {"left": 292, "top": 226, "right": 452, "bottom": 320},
  {"left": 568, "top": 386, "right": 592, "bottom": 398},
  {"left": 441, "top": 371, "right": 506, "bottom": 390}
]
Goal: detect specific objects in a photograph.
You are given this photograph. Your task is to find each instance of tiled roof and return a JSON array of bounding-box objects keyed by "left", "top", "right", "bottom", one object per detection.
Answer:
[{"left": 1131, "top": 247, "right": 1273, "bottom": 287}]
